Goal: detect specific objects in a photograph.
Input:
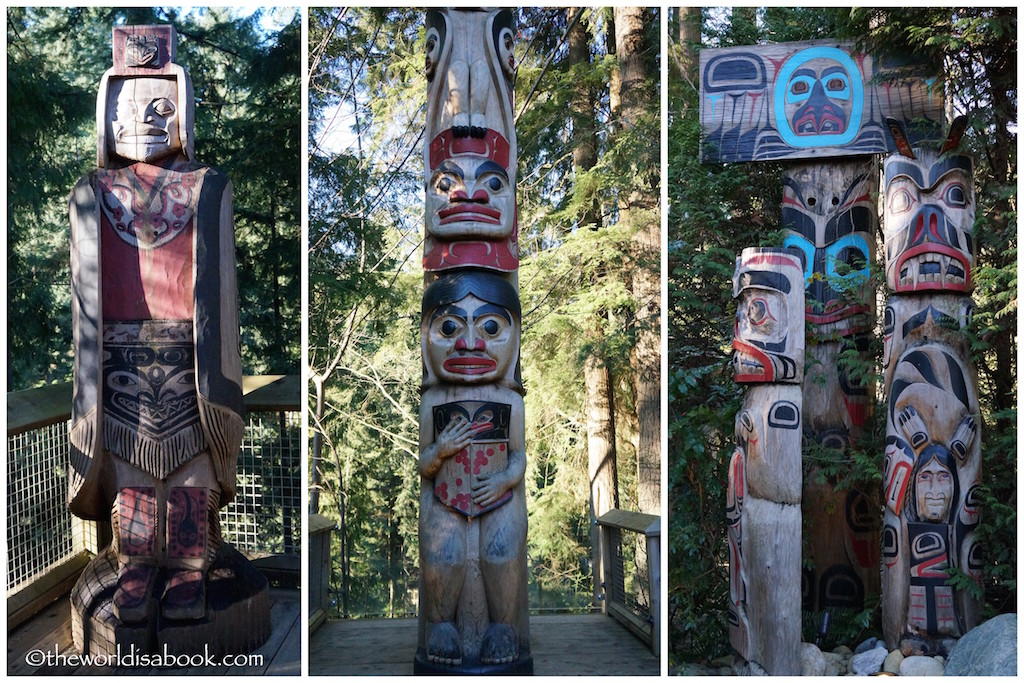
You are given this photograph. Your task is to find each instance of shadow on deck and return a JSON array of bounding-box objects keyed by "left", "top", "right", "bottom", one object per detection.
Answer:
[
  {"left": 6, "top": 588, "right": 300, "bottom": 676},
  {"left": 309, "top": 613, "right": 660, "bottom": 676}
]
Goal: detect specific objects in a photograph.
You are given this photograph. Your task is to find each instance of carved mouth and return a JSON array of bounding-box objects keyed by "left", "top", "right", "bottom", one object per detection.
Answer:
[
  {"left": 443, "top": 355, "right": 497, "bottom": 374},
  {"left": 894, "top": 244, "right": 970, "bottom": 292},
  {"left": 731, "top": 339, "right": 773, "bottom": 383},
  {"left": 439, "top": 204, "right": 501, "bottom": 225},
  {"left": 794, "top": 108, "right": 845, "bottom": 135},
  {"left": 805, "top": 303, "right": 870, "bottom": 325}
]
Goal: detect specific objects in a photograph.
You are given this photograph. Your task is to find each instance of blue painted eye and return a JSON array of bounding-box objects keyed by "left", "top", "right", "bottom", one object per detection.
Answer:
[
  {"left": 782, "top": 234, "right": 815, "bottom": 284},
  {"left": 825, "top": 234, "right": 870, "bottom": 284},
  {"left": 823, "top": 74, "right": 850, "bottom": 100},
  {"left": 787, "top": 75, "right": 817, "bottom": 104}
]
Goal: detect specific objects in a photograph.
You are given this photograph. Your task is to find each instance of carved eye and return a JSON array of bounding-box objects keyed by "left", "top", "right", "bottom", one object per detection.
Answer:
[
  {"left": 827, "top": 78, "right": 844, "bottom": 91},
  {"left": 791, "top": 80, "right": 809, "bottom": 95},
  {"left": 152, "top": 98, "right": 175, "bottom": 117},
  {"left": 748, "top": 298, "right": 770, "bottom": 326},
  {"left": 483, "top": 320, "right": 500, "bottom": 335},
  {"left": 438, "top": 177, "right": 452, "bottom": 192},
  {"left": 888, "top": 188, "right": 915, "bottom": 214},
  {"left": 440, "top": 320, "right": 458, "bottom": 336},
  {"left": 487, "top": 177, "right": 503, "bottom": 192},
  {"left": 943, "top": 182, "right": 968, "bottom": 208},
  {"left": 426, "top": 38, "right": 435, "bottom": 53}
]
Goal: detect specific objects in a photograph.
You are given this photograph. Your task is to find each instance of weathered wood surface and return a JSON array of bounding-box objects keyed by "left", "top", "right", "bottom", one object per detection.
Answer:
[
  {"left": 6, "top": 588, "right": 299, "bottom": 676},
  {"left": 730, "top": 248, "right": 803, "bottom": 675},
  {"left": 700, "top": 39, "right": 943, "bottom": 162},
  {"left": 309, "top": 614, "right": 659, "bottom": 676},
  {"left": 880, "top": 121, "right": 981, "bottom": 657}
]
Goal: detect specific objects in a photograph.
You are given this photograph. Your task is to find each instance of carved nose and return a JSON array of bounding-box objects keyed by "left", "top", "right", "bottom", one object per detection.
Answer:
[
  {"left": 471, "top": 189, "right": 489, "bottom": 202},
  {"left": 454, "top": 336, "right": 485, "bottom": 351},
  {"left": 912, "top": 205, "right": 947, "bottom": 246},
  {"left": 450, "top": 190, "right": 469, "bottom": 201}
]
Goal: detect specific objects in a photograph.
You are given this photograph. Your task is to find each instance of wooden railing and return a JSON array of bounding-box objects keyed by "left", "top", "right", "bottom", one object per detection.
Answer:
[
  {"left": 596, "top": 509, "right": 661, "bottom": 657},
  {"left": 5, "top": 375, "right": 300, "bottom": 630}
]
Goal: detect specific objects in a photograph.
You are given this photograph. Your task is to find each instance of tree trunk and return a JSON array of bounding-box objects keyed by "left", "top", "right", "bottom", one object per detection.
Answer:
[
  {"left": 615, "top": 6, "right": 661, "bottom": 517},
  {"left": 569, "top": 9, "right": 621, "bottom": 605},
  {"left": 677, "top": 7, "right": 700, "bottom": 87}
]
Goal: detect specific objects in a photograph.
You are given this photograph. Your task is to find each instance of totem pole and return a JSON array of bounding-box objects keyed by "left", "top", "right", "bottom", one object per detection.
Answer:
[
  {"left": 782, "top": 159, "right": 881, "bottom": 614},
  {"left": 728, "top": 248, "right": 804, "bottom": 675},
  {"left": 68, "top": 25, "right": 269, "bottom": 657},
  {"left": 416, "top": 9, "right": 531, "bottom": 674},
  {"left": 880, "top": 116, "right": 981, "bottom": 656}
]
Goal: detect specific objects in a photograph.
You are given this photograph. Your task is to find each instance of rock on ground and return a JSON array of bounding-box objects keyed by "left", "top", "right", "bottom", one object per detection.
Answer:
[
  {"left": 850, "top": 645, "right": 887, "bottom": 675},
  {"left": 899, "top": 655, "right": 944, "bottom": 676},
  {"left": 882, "top": 648, "right": 903, "bottom": 674},
  {"left": 945, "top": 613, "right": 1017, "bottom": 676},
  {"left": 800, "top": 643, "right": 826, "bottom": 676}
]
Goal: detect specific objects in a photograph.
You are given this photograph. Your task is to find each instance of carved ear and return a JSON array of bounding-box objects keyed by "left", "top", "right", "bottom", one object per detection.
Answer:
[
  {"left": 940, "top": 114, "right": 969, "bottom": 155},
  {"left": 885, "top": 117, "right": 916, "bottom": 159}
]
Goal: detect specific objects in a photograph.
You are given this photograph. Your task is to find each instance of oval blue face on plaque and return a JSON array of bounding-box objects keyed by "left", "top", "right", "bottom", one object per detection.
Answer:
[{"left": 773, "top": 46, "right": 864, "bottom": 148}]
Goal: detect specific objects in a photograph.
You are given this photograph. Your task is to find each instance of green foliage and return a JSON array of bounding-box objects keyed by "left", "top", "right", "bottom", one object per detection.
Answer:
[
  {"left": 6, "top": 7, "right": 300, "bottom": 389},
  {"left": 667, "top": 6, "right": 1015, "bottom": 665}
]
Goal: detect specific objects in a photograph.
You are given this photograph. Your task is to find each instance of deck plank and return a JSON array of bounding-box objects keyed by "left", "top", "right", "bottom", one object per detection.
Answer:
[{"left": 308, "top": 613, "right": 659, "bottom": 676}]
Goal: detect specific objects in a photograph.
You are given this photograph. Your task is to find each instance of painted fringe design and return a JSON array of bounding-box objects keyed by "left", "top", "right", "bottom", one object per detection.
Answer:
[
  {"left": 198, "top": 400, "right": 244, "bottom": 505},
  {"left": 69, "top": 410, "right": 97, "bottom": 502},
  {"left": 103, "top": 417, "right": 206, "bottom": 481}
]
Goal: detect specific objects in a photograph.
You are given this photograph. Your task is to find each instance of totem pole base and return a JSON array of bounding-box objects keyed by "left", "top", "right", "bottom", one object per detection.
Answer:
[
  {"left": 70, "top": 544, "right": 271, "bottom": 659},
  {"left": 414, "top": 650, "right": 533, "bottom": 676}
]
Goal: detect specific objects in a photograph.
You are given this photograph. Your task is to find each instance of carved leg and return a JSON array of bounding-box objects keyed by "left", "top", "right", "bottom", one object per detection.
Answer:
[
  {"left": 469, "top": 59, "right": 489, "bottom": 138},
  {"left": 162, "top": 486, "right": 209, "bottom": 619},
  {"left": 112, "top": 486, "right": 159, "bottom": 624},
  {"left": 479, "top": 500, "right": 526, "bottom": 664},
  {"left": 421, "top": 499, "right": 467, "bottom": 665},
  {"left": 448, "top": 60, "right": 470, "bottom": 137}
]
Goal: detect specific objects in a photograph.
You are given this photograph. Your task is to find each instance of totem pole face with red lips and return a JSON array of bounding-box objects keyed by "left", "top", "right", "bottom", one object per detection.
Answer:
[
  {"left": 426, "top": 156, "right": 514, "bottom": 240},
  {"left": 426, "top": 293, "right": 518, "bottom": 385}
]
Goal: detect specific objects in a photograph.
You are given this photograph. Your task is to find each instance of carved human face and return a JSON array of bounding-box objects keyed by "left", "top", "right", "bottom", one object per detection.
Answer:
[
  {"left": 425, "top": 294, "right": 517, "bottom": 385},
  {"left": 732, "top": 250, "right": 803, "bottom": 383},
  {"left": 425, "top": 26, "right": 441, "bottom": 81},
  {"left": 108, "top": 77, "right": 181, "bottom": 163},
  {"left": 498, "top": 27, "right": 515, "bottom": 79},
  {"left": 884, "top": 150, "right": 974, "bottom": 292},
  {"left": 426, "top": 156, "right": 514, "bottom": 239},
  {"left": 915, "top": 454, "right": 954, "bottom": 522}
]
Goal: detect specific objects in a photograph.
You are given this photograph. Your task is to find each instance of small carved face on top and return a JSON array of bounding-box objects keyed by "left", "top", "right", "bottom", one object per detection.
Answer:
[
  {"left": 782, "top": 162, "right": 876, "bottom": 335},
  {"left": 425, "top": 293, "right": 518, "bottom": 386},
  {"left": 425, "top": 27, "right": 442, "bottom": 81},
  {"left": 732, "top": 248, "right": 804, "bottom": 383},
  {"left": 426, "top": 155, "right": 514, "bottom": 240},
  {"left": 883, "top": 149, "right": 975, "bottom": 293},
  {"left": 913, "top": 449, "right": 955, "bottom": 522},
  {"left": 108, "top": 77, "right": 181, "bottom": 163}
]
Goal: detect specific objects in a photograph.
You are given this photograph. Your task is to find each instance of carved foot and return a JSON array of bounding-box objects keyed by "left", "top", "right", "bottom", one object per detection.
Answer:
[
  {"left": 480, "top": 623, "right": 517, "bottom": 664},
  {"left": 113, "top": 564, "right": 158, "bottom": 624},
  {"left": 897, "top": 405, "right": 929, "bottom": 450},
  {"left": 452, "top": 113, "right": 471, "bottom": 139},
  {"left": 470, "top": 114, "right": 487, "bottom": 139},
  {"left": 161, "top": 568, "right": 206, "bottom": 620},
  {"left": 426, "top": 621, "right": 462, "bottom": 666}
]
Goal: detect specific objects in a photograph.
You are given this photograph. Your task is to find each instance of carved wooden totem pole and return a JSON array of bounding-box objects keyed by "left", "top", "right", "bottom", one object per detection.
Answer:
[
  {"left": 68, "top": 25, "right": 269, "bottom": 657},
  {"left": 416, "top": 9, "right": 532, "bottom": 674},
  {"left": 728, "top": 248, "right": 804, "bottom": 675},
  {"left": 880, "top": 116, "right": 981, "bottom": 656},
  {"left": 782, "top": 160, "right": 881, "bottom": 614}
]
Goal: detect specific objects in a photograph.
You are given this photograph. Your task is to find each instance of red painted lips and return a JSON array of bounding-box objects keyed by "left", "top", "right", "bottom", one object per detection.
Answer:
[
  {"left": 443, "top": 355, "right": 497, "bottom": 374},
  {"left": 439, "top": 204, "right": 501, "bottom": 225}
]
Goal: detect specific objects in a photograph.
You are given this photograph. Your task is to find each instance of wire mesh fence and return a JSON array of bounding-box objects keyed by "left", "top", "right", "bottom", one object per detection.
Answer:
[{"left": 6, "top": 408, "right": 301, "bottom": 596}]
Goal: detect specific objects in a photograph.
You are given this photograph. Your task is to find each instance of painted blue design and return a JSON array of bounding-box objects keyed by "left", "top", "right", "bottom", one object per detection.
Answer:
[
  {"left": 825, "top": 233, "right": 870, "bottom": 285},
  {"left": 773, "top": 46, "right": 864, "bottom": 148},
  {"left": 708, "top": 93, "right": 722, "bottom": 118},
  {"left": 782, "top": 234, "right": 815, "bottom": 284}
]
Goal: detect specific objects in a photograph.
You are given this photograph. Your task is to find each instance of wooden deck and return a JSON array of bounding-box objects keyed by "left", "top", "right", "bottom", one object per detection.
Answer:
[
  {"left": 309, "top": 613, "right": 660, "bottom": 676},
  {"left": 7, "top": 588, "right": 300, "bottom": 676}
]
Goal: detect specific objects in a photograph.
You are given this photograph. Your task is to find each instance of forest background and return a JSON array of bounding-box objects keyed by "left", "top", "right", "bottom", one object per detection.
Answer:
[
  {"left": 308, "top": 7, "right": 661, "bottom": 618},
  {"left": 668, "top": 7, "right": 1016, "bottom": 665},
  {"left": 7, "top": 6, "right": 301, "bottom": 387}
]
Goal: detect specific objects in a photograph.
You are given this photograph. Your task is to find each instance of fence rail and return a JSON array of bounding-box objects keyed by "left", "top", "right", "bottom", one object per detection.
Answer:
[
  {"left": 596, "top": 509, "right": 661, "bottom": 657},
  {"left": 6, "top": 376, "right": 301, "bottom": 623}
]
